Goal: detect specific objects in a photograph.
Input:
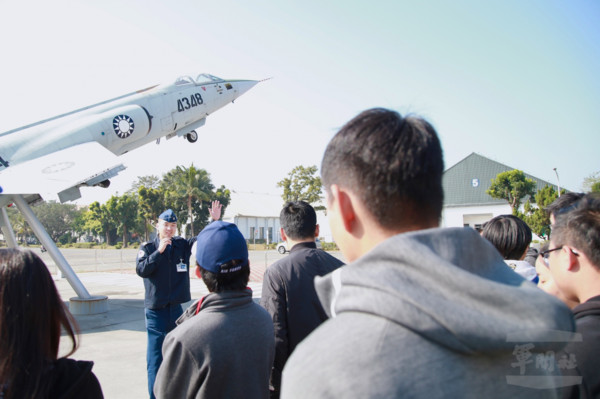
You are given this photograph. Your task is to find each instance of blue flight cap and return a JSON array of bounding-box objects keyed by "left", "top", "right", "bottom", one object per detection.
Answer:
[
  {"left": 159, "top": 209, "right": 177, "bottom": 223},
  {"left": 195, "top": 221, "right": 248, "bottom": 274}
]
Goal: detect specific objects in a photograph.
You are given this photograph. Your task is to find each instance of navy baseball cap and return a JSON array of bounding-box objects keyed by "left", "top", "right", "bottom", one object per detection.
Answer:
[
  {"left": 195, "top": 221, "right": 248, "bottom": 274},
  {"left": 159, "top": 209, "right": 177, "bottom": 223}
]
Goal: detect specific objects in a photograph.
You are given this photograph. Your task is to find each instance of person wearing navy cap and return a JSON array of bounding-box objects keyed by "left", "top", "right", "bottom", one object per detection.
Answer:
[
  {"left": 153, "top": 221, "right": 275, "bottom": 399},
  {"left": 136, "top": 201, "right": 222, "bottom": 399}
]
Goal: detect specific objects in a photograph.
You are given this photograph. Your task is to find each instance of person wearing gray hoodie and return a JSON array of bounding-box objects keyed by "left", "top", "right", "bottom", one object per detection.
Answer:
[{"left": 280, "top": 108, "right": 575, "bottom": 399}]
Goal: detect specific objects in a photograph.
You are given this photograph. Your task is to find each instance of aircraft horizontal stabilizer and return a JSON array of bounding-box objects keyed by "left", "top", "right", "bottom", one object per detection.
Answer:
[{"left": 0, "top": 142, "right": 125, "bottom": 203}]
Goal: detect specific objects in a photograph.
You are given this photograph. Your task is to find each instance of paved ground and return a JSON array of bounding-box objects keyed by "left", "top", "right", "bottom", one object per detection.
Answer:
[{"left": 53, "top": 248, "right": 344, "bottom": 399}]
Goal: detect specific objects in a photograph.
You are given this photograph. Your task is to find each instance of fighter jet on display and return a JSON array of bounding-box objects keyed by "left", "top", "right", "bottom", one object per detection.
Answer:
[
  {"left": 0, "top": 73, "right": 259, "bottom": 205},
  {"left": 0, "top": 73, "right": 260, "bottom": 305}
]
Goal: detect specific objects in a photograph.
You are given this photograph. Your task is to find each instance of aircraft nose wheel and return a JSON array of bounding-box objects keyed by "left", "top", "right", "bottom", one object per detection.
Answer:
[{"left": 186, "top": 131, "right": 198, "bottom": 143}]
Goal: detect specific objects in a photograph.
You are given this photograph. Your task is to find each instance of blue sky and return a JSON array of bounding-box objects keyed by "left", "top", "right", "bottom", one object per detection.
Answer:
[{"left": 1, "top": 0, "right": 598, "bottom": 204}]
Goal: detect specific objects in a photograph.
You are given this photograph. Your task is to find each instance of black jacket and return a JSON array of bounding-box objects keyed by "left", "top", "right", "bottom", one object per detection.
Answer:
[
  {"left": 560, "top": 295, "right": 600, "bottom": 399},
  {"left": 259, "top": 242, "right": 344, "bottom": 395},
  {"left": 48, "top": 358, "right": 103, "bottom": 399},
  {"left": 136, "top": 236, "right": 195, "bottom": 309}
]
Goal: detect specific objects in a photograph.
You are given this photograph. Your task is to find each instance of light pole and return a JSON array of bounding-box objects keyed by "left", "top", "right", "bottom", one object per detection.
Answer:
[{"left": 553, "top": 168, "right": 561, "bottom": 197}]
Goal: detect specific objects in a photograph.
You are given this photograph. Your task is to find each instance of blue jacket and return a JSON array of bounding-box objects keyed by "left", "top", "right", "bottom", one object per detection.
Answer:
[{"left": 136, "top": 236, "right": 195, "bottom": 309}]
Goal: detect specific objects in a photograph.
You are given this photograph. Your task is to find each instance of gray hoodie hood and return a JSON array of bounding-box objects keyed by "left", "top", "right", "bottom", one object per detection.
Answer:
[{"left": 315, "top": 227, "right": 575, "bottom": 355}]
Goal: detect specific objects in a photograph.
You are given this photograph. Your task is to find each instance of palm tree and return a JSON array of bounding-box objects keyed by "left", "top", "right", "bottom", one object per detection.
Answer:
[{"left": 162, "top": 165, "right": 214, "bottom": 236}]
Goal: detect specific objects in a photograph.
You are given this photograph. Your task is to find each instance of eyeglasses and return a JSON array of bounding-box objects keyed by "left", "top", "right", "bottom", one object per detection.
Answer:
[
  {"left": 540, "top": 247, "right": 562, "bottom": 266},
  {"left": 539, "top": 246, "right": 579, "bottom": 267}
]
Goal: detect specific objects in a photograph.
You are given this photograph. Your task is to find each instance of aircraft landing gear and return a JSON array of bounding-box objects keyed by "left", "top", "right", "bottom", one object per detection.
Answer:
[{"left": 186, "top": 131, "right": 198, "bottom": 143}]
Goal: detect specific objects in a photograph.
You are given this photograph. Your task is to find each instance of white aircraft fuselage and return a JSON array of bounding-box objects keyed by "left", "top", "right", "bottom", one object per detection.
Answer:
[{"left": 0, "top": 73, "right": 258, "bottom": 204}]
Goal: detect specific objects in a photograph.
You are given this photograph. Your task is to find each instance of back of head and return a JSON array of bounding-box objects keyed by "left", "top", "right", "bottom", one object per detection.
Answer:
[
  {"left": 195, "top": 221, "right": 250, "bottom": 292},
  {"left": 280, "top": 201, "right": 317, "bottom": 240},
  {"left": 0, "top": 248, "right": 78, "bottom": 398},
  {"left": 552, "top": 193, "right": 600, "bottom": 269},
  {"left": 481, "top": 215, "right": 532, "bottom": 260},
  {"left": 321, "top": 108, "right": 444, "bottom": 229},
  {"left": 545, "top": 192, "right": 584, "bottom": 219}
]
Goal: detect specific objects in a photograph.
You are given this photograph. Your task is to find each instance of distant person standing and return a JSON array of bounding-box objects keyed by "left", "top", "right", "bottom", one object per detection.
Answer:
[
  {"left": 260, "top": 201, "right": 344, "bottom": 398},
  {"left": 136, "top": 201, "right": 221, "bottom": 399},
  {"left": 481, "top": 214, "right": 538, "bottom": 283}
]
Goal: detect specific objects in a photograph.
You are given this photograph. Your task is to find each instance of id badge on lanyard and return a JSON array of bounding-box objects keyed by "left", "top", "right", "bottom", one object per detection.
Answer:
[{"left": 176, "top": 259, "right": 187, "bottom": 272}]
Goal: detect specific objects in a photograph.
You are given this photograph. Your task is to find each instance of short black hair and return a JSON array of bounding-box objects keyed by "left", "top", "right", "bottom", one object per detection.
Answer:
[
  {"left": 545, "top": 192, "right": 584, "bottom": 219},
  {"left": 552, "top": 193, "right": 600, "bottom": 269},
  {"left": 481, "top": 215, "right": 532, "bottom": 260},
  {"left": 198, "top": 259, "right": 250, "bottom": 292},
  {"left": 280, "top": 201, "right": 317, "bottom": 240},
  {"left": 321, "top": 108, "right": 444, "bottom": 228}
]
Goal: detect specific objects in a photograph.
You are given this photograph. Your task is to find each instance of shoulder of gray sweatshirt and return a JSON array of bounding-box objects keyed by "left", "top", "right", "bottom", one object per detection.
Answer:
[{"left": 281, "top": 227, "right": 575, "bottom": 399}]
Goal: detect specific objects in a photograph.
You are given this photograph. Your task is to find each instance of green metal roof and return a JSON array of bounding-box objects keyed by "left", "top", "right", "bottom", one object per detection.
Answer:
[{"left": 443, "top": 153, "right": 557, "bottom": 207}]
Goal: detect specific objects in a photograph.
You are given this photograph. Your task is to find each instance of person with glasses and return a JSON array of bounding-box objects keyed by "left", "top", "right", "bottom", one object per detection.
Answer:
[
  {"left": 535, "top": 243, "right": 578, "bottom": 309},
  {"left": 545, "top": 193, "right": 600, "bottom": 399}
]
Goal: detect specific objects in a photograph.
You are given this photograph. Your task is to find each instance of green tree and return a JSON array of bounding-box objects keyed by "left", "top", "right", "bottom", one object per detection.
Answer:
[
  {"left": 33, "top": 201, "right": 83, "bottom": 243},
  {"left": 5, "top": 206, "right": 32, "bottom": 245},
  {"left": 128, "top": 175, "right": 161, "bottom": 193},
  {"left": 189, "top": 185, "right": 231, "bottom": 234},
  {"left": 138, "top": 186, "right": 166, "bottom": 241},
  {"left": 486, "top": 170, "right": 536, "bottom": 215},
  {"left": 71, "top": 205, "right": 89, "bottom": 241},
  {"left": 161, "top": 165, "right": 215, "bottom": 236},
  {"left": 523, "top": 185, "right": 560, "bottom": 239},
  {"left": 106, "top": 194, "right": 138, "bottom": 248},
  {"left": 582, "top": 171, "right": 600, "bottom": 193},
  {"left": 277, "top": 165, "right": 323, "bottom": 209},
  {"left": 84, "top": 201, "right": 115, "bottom": 245}
]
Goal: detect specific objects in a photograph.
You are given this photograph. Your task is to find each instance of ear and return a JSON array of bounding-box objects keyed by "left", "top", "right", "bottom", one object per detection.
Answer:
[
  {"left": 330, "top": 184, "right": 356, "bottom": 234},
  {"left": 564, "top": 246, "right": 581, "bottom": 272},
  {"left": 314, "top": 224, "right": 320, "bottom": 238},
  {"left": 280, "top": 227, "right": 288, "bottom": 242}
]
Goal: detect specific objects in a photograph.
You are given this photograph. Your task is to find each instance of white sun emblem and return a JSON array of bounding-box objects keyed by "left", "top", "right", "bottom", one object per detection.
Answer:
[{"left": 113, "top": 115, "right": 135, "bottom": 138}]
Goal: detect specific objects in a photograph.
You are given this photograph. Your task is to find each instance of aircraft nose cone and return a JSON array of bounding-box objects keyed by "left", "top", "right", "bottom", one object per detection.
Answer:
[{"left": 233, "top": 80, "right": 259, "bottom": 98}]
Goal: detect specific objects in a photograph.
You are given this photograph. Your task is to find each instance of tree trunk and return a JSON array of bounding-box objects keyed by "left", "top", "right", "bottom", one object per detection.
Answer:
[{"left": 188, "top": 196, "right": 194, "bottom": 236}]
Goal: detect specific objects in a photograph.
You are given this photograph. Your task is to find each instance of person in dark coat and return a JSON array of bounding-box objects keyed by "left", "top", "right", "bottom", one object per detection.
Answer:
[
  {"left": 154, "top": 221, "right": 274, "bottom": 399},
  {"left": 136, "top": 202, "right": 221, "bottom": 399},
  {"left": 0, "top": 248, "right": 103, "bottom": 399},
  {"left": 260, "top": 201, "right": 344, "bottom": 398},
  {"left": 544, "top": 193, "right": 600, "bottom": 398}
]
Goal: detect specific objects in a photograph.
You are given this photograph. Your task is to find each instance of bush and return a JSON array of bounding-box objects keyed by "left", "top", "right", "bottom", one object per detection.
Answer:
[
  {"left": 321, "top": 241, "right": 339, "bottom": 251},
  {"left": 115, "top": 242, "right": 123, "bottom": 249},
  {"left": 72, "top": 242, "right": 95, "bottom": 249}
]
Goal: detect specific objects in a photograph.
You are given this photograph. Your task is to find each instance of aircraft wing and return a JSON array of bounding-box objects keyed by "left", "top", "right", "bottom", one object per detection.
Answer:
[{"left": 0, "top": 142, "right": 126, "bottom": 204}]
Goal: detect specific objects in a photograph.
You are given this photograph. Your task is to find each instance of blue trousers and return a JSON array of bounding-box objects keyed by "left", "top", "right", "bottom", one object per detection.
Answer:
[{"left": 145, "top": 304, "right": 183, "bottom": 399}]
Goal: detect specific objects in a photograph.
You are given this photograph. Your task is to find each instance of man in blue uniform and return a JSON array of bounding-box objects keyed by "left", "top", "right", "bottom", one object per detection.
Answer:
[{"left": 136, "top": 202, "right": 221, "bottom": 399}]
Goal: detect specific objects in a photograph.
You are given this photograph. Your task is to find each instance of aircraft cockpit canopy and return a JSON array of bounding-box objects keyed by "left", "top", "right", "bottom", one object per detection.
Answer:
[
  {"left": 175, "top": 74, "right": 224, "bottom": 86},
  {"left": 175, "top": 76, "right": 195, "bottom": 85},
  {"left": 195, "top": 74, "right": 223, "bottom": 84}
]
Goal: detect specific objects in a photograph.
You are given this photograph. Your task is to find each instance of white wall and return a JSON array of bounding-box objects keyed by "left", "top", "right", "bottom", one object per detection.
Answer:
[{"left": 442, "top": 204, "right": 512, "bottom": 228}]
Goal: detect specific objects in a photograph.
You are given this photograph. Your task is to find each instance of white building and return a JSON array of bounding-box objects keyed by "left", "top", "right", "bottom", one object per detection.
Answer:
[
  {"left": 222, "top": 191, "right": 334, "bottom": 243},
  {"left": 222, "top": 191, "right": 282, "bottom": 244},
  {"left": 442, "top": 153, "right": 558, "bottom": 229}
]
